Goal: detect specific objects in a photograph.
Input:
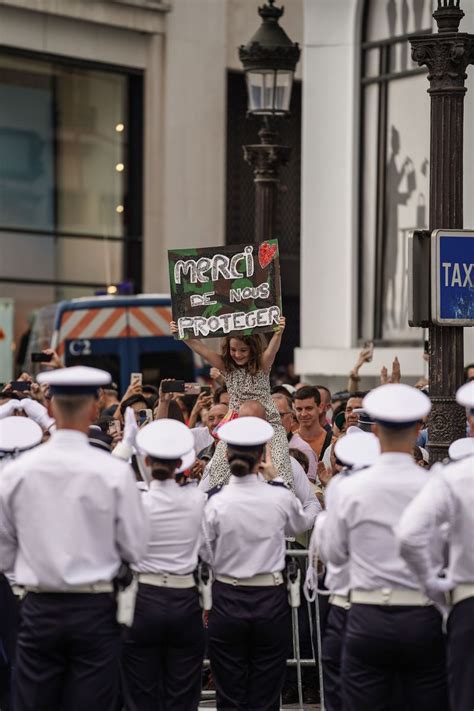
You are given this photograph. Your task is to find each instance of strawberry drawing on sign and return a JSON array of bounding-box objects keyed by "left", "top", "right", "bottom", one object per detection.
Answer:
[{"left": 258, "top": 241, "right": 277, "bottom": 269}]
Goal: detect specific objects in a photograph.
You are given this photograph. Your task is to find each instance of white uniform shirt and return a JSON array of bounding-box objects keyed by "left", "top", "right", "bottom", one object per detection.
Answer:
[
  {"left": 396, "top": 456, "right": 474, "bottom": 586},
  {"left": 0, "top": 429, "right": 148, "bottom": 589},
  {"left": 202, "top": 473, "right": 312, "bottom": 577},
  {"left": 133, "top": 479, "right": 206, "bottom": 575},
  {"left": 200, "top": 456, "right": 320, "bottom": 527},
  {"left": 320, "top": 453, "right": 443, "bottom": 591}
]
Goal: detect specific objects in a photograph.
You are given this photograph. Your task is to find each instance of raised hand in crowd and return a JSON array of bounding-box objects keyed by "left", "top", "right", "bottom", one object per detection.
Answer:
[
  {"left": 348, "top": 343, "right": 373, "bottom": 392},
  {"left": 188, "top": 391, "right": 213, "bottom": 429},
  {"left": 380, "top": 356, "right": 401, "bottom": 385}
]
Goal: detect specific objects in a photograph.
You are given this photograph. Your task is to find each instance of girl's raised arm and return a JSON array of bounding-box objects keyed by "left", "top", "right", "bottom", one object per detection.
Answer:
[
  {"left": 261, "top": 316, "right": 285, "bottom": 373},
  {"left": 170, "top": 321, "right": 225, "bottom": 371}
]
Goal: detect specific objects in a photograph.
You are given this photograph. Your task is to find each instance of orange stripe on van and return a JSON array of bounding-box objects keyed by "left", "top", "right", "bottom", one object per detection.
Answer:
[
  {"left": 65, "top": 309, "right": 101, "bottom": 341},
  {"left": 157, "top": 306, "right": 172, "bottom": 322},
  {"left": 130, "top": 308, "right": 164, "bottom": 336},
  {"left": 93, "top": 308, "right": 126, "bottom": 338}
]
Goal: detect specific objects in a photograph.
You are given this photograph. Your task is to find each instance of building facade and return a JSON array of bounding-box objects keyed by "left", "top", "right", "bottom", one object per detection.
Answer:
[
  {"left": 296, "top": 0, "right": 474, "bottom": 387},
  {"left": 1, "top": 0, "right": 303, "bottom": 364},
  {"left": 1, "top": 0, "right": 472, "bottom": 384}
]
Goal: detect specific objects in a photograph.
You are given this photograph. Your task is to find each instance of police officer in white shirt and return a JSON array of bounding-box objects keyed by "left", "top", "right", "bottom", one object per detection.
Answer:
[
  {"left": 320, "top": 384, "right": 448, "bottom": 711},
  {"left": 202, "top": 416, "right": 313, "bottom": 711},
  {"left": 0, "top": 366, "right": 148, "bottom": 711},
  {"left": 396, "top": 380, "right": 474, "bottom": 711},
  {"left": 121, "top": 419, "right": 206, "bottom": 711},
  {"left": 307, "top": 431, "right": 380, "bottom": 711},
  {"left": 0, "top": 417, "right": 43, "bottom": 711},
  {"left": 199, "top": 400, "right": 320, "bottom": 525}
]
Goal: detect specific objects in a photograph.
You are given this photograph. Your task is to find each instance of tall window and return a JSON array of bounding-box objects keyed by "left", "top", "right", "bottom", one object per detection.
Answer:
[
  {"left": 0, "top": 51, "right": 142, "bottom": 345},
  {"left": 359, "top": 0, "right": 433, "bottom": 343}
]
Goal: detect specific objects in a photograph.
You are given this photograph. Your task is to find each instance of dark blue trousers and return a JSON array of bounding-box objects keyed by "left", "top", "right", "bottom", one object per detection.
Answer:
[
  {"left": 321, "top": 603, "right": 347, "bottom": 711},
  {"left": 208, "top": 581, "right": 291, "bottom": 711},
  {"left": 341, "top": 604, "right": 448, "bottom": 711},
  {"left": 0, "top": 575, "right": 17, "bottom": 711},
  {"left": 121, "top": 584, "right": 205, "bottom": 711},
  {"left": 447, "top": 597, "right": 474, "bottom": 711},
  {"left": 14, "top": 592, "right": 120, "bottom": 711},
  {"left": 322, "top": 603, "right": 405, "bottom": 711}
]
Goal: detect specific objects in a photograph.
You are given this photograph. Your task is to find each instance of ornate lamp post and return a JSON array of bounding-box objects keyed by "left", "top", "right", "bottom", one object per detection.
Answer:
[
  {"left": 239, "top": 0, "right": 300, "bottom": 243},
  {"left": 411, "top": 0, "right": 474, "bottom": 460}
]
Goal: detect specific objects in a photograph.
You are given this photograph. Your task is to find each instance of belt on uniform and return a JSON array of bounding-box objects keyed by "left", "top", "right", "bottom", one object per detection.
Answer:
[
  {"left": 351, "top": 588, "right": 432, "bottom": 607},
  {"left": 329, "top": 593, "right": 351, "bottom": 610},
  {"left": 24, "top": 582, "right": 114, "bottom": 594},
  {"left": 138, "top": 572, "right": 196, "bottom": 589},
  {"left": 216, "top": 572, "right": 284, "bottom": 587},
  {"left": 451, "top": 583, "right": 474, "bottom": 606},
  {"left": 11, "top": 585, "right": 25, "bottom": 599}
]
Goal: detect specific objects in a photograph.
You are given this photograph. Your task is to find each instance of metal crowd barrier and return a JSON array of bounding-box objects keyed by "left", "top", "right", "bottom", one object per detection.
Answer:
[{"left": 200, "top": 545, "right": 319, "bottom": 711}]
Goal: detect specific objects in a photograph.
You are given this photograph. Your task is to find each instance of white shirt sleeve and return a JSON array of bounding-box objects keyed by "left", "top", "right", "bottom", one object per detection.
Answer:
[
  {"left": 284, "top": 490, "right": 317, "bottom": 536},
  {"left": 115, "top": 464, "right": 150, "bottom": 563},
  {"left": 318, "top": 478, "right": 350, "bottom": 566},
  {"left": 395, "top": 474, "right": 453, "bottom": 585}
]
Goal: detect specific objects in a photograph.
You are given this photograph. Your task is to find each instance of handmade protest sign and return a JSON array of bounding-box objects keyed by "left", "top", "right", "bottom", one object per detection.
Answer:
[{"left": 168, "top": 240, "right": 282, "bottom": 340}]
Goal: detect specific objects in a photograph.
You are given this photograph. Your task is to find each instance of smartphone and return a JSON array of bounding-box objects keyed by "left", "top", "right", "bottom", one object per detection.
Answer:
[
  {"left": 130, "top": 372, "right": 142, "bottom": 387},
  {"left": 31, "top": 352, "right": 53, "bottom": 363},
  {"left": 185, "top": 382, "right": 201, "bottom": 396},
  {"left": 10, "top": 381, "right": 31, "bottom": 392},
  {"left": 200, "top": 385, "right": 212, "bottom": 396},
  {"left": 161, "top": 380, "right": 185, "bottom": 393},
  {"left": 364, "top": 340, "right": 374, "bottom": 362},
  {"left": 137, "top": 408, "right": 152, "bottom": 427},
  {"left": 108, "top": 420, "right": 121, "bottom": 436}
]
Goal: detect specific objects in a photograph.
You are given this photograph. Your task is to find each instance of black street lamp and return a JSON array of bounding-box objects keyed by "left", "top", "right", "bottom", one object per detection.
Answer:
[
  {"left": 411, "top": 0, "right": 474, "bottom": 460},
  {"left": 239, "top": 0, "right": 300, "bottom": 243}
]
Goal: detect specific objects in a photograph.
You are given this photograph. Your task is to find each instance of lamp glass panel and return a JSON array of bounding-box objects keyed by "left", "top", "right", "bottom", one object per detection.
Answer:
[
  {"left": 274, "top": 70, "right": 293, "bottom": 112},
  {"left": 246, "top": 69, "right": 293, "bottom": 114}
]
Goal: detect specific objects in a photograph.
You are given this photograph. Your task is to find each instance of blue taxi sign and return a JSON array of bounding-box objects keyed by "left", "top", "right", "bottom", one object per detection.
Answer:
[{"left": 431, "top": 229, "right": 474, "bottom": 326}]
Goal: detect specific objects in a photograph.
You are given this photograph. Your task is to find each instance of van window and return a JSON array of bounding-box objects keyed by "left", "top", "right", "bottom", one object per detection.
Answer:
[
  {"left": 66, "top": 354, "right": 121, "bottom": 390},
  {"left": 140, "top": 352, "right": 195, "bottom": 387}
]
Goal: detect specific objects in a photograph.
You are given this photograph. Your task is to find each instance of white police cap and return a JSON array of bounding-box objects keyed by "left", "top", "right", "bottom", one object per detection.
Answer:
[
  {"left": 335, "top": 431, "right": 381, "bottom": 468},
  {"left": 136, "top": 419, "right": 194, "bottom": 459},
  {"left": 456, "top": 381, "right": 474, "bottom": 410},
  {"left": 176, "top": 448, "right": 196, "bottom": 473},
  {"left": 448, "top": 437, "right": 474, "bottom": 461},
  {"left": 0, "top": 416, "right": 43, "bottom": 453},
  {"left": 217, "top": 416, "right": 273, "bottom": 446},
  {"left": 363, "top": 384, "right": 431, "bottom": 427},
  {"left": 37, "top": 366, "right": 111, "bottom": 396}
]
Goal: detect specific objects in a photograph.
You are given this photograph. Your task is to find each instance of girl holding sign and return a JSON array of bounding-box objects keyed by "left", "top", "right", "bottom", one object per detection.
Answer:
[{"left": 169, "top": 318, "right": 294, "bottom": 490}]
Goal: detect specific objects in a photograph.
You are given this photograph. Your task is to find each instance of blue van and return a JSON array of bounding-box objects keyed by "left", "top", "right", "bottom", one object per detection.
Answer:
[{"left": 26, "top": 295, "right": 199, "bottom": 393}]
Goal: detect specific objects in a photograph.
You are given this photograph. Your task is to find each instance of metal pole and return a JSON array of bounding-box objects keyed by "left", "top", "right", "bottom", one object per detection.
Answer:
[
  {"left": 410, "top": 0, "right": 474, "bottom": 461},
  {"left": 243, "top": 118, "right": 291, "bottom": 243}
]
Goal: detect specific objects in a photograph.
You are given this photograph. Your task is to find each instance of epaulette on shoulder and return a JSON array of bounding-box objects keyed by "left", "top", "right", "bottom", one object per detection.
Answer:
[
  {"left": 207, "top": 484, "right": 224, "bottom": 498},
  {"left": 267, "top": 480, "right": 289, "bottom": 489}
]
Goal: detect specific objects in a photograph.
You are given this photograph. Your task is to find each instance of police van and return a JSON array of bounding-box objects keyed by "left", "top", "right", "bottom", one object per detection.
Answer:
[{"left": 25, "top": 295, "right": 199, "bottom": 393}]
